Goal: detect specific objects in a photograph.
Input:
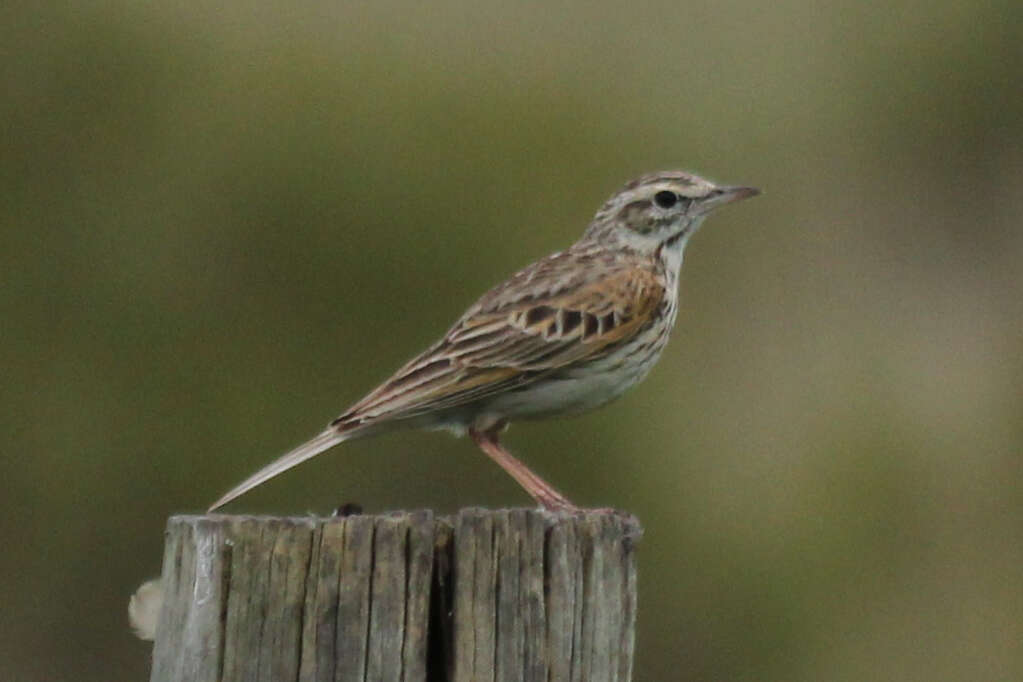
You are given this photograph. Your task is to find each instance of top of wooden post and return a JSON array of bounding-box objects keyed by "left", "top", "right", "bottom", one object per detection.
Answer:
[{"left": 148, "top": 508, "right": 642, "bottom": 682}]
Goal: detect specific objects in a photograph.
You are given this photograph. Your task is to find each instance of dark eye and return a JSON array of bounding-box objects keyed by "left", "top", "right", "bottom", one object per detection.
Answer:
[{"left": 654, "top": 190, "right": 678, "bottom": 209}]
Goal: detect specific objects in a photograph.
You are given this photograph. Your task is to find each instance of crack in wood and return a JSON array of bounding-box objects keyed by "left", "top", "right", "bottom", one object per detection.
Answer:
[{"left": 149, "top": 510, "right": 639, "bottom": 682}]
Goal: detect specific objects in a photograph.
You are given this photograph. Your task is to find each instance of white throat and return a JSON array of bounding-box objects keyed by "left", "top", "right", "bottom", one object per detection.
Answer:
[{"left": 660, "top": 215, "right": 704, "bottom": 285}]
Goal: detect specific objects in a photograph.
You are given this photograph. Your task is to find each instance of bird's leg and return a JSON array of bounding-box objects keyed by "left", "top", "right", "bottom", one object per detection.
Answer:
[{"left": 469, "top": 426, "right": 578, "bottom": 512}]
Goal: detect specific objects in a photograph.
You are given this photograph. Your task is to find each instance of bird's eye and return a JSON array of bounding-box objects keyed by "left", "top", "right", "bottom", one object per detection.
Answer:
[{"left": 653, "top": 190, "right": 678, "bottom": 209}]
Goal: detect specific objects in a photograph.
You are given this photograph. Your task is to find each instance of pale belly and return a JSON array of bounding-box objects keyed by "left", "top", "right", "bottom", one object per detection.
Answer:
[
  {"left": 485, "top": 368, "right": 646, "bottom": 419},
  {"left": 473, "top": 336, "right": 669, "bottom": 425}
]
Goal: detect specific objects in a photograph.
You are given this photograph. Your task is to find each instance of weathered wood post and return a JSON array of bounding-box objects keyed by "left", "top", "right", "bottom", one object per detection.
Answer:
[{"left": 149, "top": 509, "right": 641, "bottom": 682}]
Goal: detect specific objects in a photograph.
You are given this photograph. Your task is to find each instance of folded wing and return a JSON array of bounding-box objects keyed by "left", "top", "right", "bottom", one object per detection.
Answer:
[{"left": 333, "top": 251, "right": 665, "bottom": 427}]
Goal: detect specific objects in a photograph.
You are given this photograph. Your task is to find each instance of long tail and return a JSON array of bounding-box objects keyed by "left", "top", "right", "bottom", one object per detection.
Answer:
[{"left": 207, "top": 428, "right": 349, "bottom": 511}]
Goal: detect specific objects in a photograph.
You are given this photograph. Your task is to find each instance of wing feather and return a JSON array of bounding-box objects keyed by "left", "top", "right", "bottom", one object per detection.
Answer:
[{"left": 333, "top": 250, "right": 665, "bottom": 427}]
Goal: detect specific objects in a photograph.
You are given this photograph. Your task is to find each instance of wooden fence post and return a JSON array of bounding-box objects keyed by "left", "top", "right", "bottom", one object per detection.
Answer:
[{"left": 148, "top": 509, "right": 641, "bottom": 682}]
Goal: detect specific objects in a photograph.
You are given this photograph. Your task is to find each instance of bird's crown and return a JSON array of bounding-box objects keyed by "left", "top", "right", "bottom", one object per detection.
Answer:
[{"left": 583, "top": 170, "right": 758, "bottom": 248}]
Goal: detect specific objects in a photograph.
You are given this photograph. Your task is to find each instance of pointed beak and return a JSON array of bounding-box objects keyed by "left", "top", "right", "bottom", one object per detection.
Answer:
[{"left": 695, "top": 185, "right": 760, "bottom": 214}]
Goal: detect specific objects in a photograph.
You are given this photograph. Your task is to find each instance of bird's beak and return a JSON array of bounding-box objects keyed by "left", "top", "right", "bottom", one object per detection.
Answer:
[{"left": 695, "top": 185, "right": 760, "bottom": 214}]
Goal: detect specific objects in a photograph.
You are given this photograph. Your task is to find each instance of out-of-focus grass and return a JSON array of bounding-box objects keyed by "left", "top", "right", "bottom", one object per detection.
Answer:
[{"left": 2, "top": 1, "right": 1021, "bottom": 680}]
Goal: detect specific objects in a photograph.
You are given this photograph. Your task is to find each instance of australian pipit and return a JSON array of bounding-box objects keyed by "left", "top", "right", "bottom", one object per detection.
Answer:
[{"left": 209, "top": 171, "right": 758, "bottom": 512}]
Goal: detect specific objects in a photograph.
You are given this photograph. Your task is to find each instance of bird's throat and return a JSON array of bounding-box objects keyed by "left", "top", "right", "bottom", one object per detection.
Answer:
[
  {"left": 656, "top": 228, "right": 694, "bottom": 285},
  {"left": 662, "top": 227, "right": 690, "bottom": 250}
]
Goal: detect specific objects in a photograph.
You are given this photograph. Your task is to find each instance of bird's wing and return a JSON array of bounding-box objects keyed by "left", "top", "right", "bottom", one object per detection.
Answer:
[{"left": 334, "top": 250, "right": 665, "bottom": 426}]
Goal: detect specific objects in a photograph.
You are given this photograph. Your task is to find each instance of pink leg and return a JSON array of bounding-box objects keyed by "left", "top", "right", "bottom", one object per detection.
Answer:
[{"left": 469, "top": 427, "right": 578, "bottom": 512}]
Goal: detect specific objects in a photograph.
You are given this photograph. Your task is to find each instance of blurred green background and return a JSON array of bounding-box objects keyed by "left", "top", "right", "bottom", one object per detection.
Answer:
[{"left": 3, "top": 1, "right": 1021, "bottom": 680}]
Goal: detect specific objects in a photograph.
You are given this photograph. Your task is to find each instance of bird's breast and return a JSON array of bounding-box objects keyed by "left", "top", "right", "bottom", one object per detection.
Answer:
[{"left": 478, "top": 306, "right": 676, "bottom": 422}]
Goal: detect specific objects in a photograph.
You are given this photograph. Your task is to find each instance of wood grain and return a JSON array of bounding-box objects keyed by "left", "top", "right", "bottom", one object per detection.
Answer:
[{"left": 149, "top": 510, "right": 640, "bottom": 682}]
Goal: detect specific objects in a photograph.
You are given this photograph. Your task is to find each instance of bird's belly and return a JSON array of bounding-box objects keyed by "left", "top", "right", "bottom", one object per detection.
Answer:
[{"left": 480, "top": 345, "right": 665, "bottom": 422}]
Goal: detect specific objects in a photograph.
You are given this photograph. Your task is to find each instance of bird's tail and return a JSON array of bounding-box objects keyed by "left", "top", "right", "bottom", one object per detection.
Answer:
[{"left": 207, "top": 427, "right": 350, "bottom": 511}]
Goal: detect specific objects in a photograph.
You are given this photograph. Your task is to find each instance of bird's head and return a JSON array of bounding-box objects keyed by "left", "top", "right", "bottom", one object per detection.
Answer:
[{"left": 583, "top": 170, "right": 759, "bottom": 256}]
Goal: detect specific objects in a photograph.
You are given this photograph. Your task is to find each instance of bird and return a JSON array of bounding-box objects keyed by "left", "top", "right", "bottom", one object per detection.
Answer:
[{"left": 209, "top": 170, "right": 759, "bottom": 512}]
